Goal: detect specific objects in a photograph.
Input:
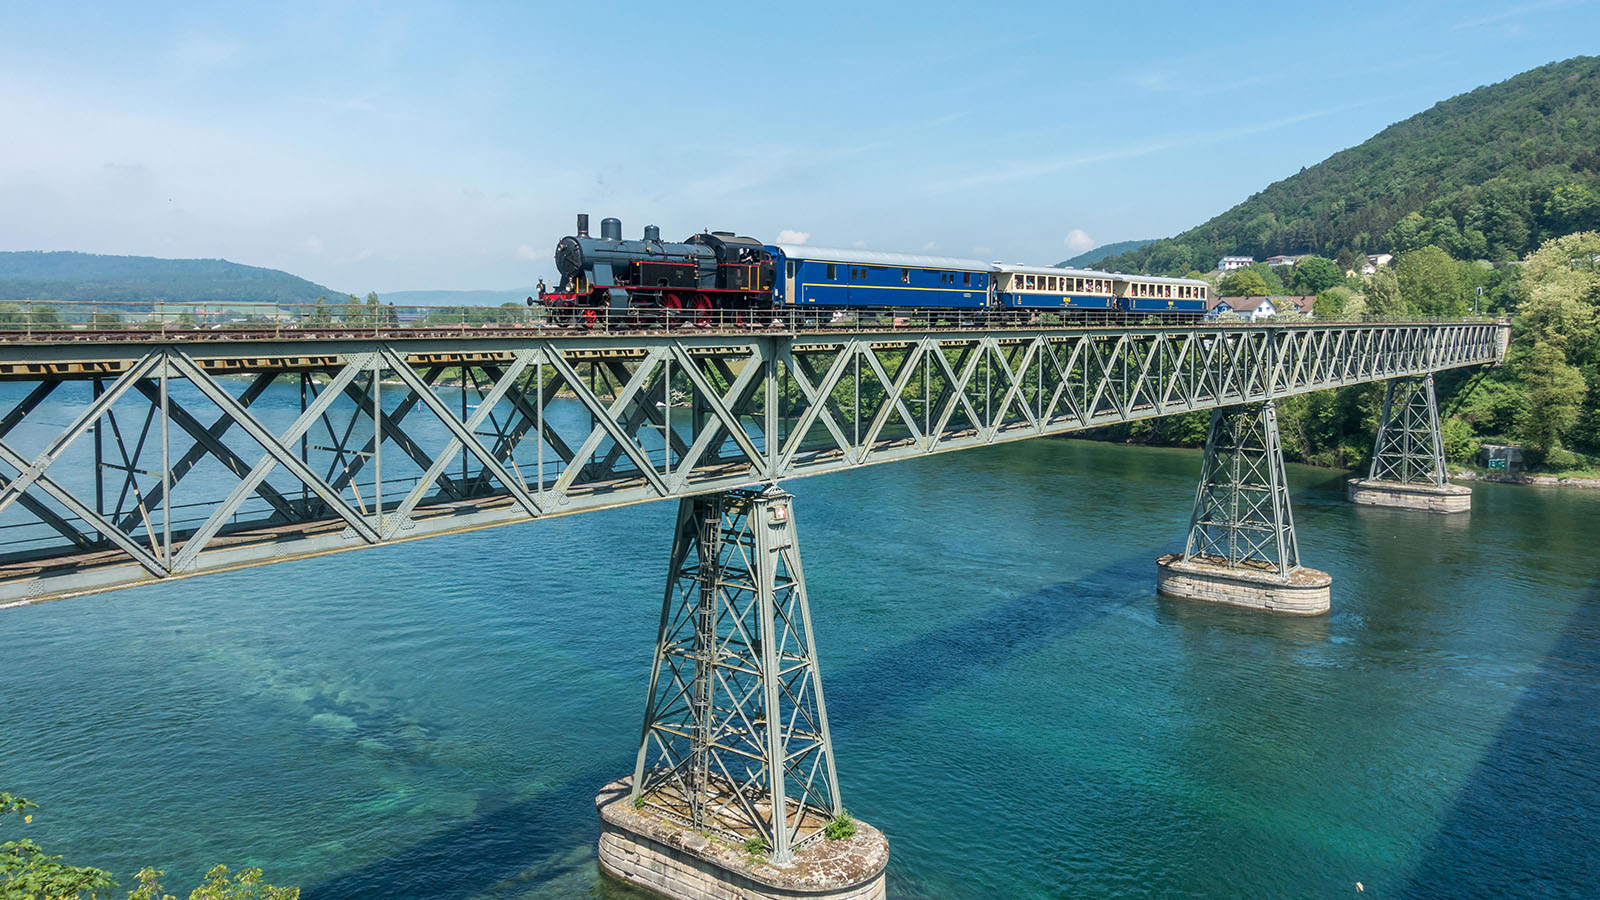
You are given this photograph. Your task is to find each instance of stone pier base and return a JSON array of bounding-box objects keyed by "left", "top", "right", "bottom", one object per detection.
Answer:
[
  {"left": 596, "top": 777, "right": 888, "bottom": 900},
  {"left": 1156, "top": 554, "right": 1331, "bottom": 616},
  {"left": 1347, "top": 478, "right": 1472, "bottom": 513}
]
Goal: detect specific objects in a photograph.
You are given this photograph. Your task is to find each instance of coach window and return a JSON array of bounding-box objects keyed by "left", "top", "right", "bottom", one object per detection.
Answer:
[
  {"left": 900, "top": 268, "right": 910, "bottom": 284},
  {"left": 826, "top": 263, "right": 837, "bottom": 280},
  {"left": 963, "top": 272, "right": 972, "bottom": 286}
]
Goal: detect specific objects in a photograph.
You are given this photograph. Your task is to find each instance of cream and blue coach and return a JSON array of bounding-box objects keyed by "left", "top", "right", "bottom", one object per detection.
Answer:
[
  {"left": 994, "top": 264, "right": 1117, "bottom": 311},
  {"left": 769, "top": 244, "right": 993, "bottom": 309},
  {"left": 1113, "top": 273, "right": 1210, "bottom": 315}
]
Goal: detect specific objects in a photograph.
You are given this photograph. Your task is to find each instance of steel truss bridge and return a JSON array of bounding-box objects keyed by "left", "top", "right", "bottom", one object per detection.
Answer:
[{"left": 0, "top": 319, "right": 1505, "bottom": 608}]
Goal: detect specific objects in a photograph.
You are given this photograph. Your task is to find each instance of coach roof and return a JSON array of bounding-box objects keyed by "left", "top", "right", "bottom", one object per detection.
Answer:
[{"left": 773, "top": 244, "right": 994, "bottom": 271}]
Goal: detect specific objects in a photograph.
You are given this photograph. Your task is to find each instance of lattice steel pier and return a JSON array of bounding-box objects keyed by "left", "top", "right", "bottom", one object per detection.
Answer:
[{"left": 1348, "top": 373, "right": 1473, "bottom": 512}]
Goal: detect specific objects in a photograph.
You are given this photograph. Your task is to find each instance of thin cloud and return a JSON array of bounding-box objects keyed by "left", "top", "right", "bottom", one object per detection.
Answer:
[
  {"left": 1453, "top": 0, "right": 1588, "bottom": 29},
  {"left": 924, "top": 100, "right": 1383, "bottom": 194}
]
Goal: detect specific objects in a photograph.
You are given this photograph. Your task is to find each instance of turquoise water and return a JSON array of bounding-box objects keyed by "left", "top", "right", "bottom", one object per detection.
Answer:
[{"left": 3, "top": 437, "right": 1597, "bottom": 899}]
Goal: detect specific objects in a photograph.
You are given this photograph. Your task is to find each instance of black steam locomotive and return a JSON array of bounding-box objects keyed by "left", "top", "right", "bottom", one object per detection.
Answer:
[{"left": 538, "top": 214, "right": 775, "bottom": 325}]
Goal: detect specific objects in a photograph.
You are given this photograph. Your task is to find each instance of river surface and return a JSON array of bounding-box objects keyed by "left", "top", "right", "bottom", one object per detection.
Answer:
[{"left": 3, "top": 437, "right": 1597, "bottom": 899}]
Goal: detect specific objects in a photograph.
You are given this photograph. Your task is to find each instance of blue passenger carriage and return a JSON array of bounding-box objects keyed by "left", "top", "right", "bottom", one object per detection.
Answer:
[
  {"left": 1114, "top": 274, "right": 1210, "bottom": 318},
  {"left": 769, "top": 245, "right": 993, "bottom": 310},
  {"left": 994, "top": 264, "right": 1117, "bottom": 312}
]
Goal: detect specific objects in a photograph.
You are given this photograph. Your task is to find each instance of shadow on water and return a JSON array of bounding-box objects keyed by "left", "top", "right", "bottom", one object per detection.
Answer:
[
  {"left": 306, "top": 548, "right": 1182, "bottom": 899},
  {"left": 305, "top": 756, "right": 629, "bottom": 900},
  {"left": 1398, "top": 583, "right": 1600, "bottom": 900}
]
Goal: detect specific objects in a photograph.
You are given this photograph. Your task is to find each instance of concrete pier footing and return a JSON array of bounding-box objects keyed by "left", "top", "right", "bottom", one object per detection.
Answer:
[
  {"left": 1156, "top": 554, "right": 1331, "bottom": 616},
  {"left": 595, "top": 777, "right": 889, "bottom": 900},
  {"left": 1347, "top": 478, "right": 1472, "bottom": 513}
]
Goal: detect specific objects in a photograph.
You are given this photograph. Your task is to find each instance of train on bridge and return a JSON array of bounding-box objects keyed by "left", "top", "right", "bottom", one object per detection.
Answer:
[{"left": 538, "top": 214, "right": 1211, "bottom": 327}]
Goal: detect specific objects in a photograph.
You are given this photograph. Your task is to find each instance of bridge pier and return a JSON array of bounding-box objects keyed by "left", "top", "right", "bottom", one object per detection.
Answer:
[
  {"left": 1347, "top": 374, "right": 1471, "bottom": 513},
  {"left": 1157, "top": 401, "right": 1331, "bottom": 615},
  {"left": 602, "top": 485, "right": 888, "bottom": 900}
]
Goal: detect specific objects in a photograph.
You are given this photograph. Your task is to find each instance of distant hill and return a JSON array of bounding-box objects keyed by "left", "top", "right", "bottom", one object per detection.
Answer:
[
  {"left": 0, "top": 251, "right": 342, "bottom": 304},
  {"left": 1057, "top": 239, "right": 1155, "bottom": 268},
  {"left": 378, "top": 288, "right": 538, "bottom": 307},
  {"left": 1098, "top": 55, "right": 1600, "bottom": 275}
]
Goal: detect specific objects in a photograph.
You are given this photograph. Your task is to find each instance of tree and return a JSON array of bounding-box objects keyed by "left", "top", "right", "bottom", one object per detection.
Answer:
[
  {"left": 1314, "top": 286, "right": 1356, "bottom": 318},
  {"left": 1386, "top": 212, "right": 1426, "bottom": 253},
  {"left": 1291, "top": 256, "right": 1343, "bottom": 294},
  {"left": 1440, "top": 417, "right": 1482, "bottom": 463},
  {"left": 1395, "top": 246, "right": 1466, "bottom": 316},
  {"left": 1218, "top": 267, "right": 1272, "bottom": 297},
  {"left": 1521, "top": 340, "right": 1587, "bottom": 451},
  {"left": 341, "top": 294, "right": 364, "bottom": 325},
  {"left": 3, "top": 793, "right": 116, "bottom": 899},
  {"left": 3, "top": 795, "right": 298, "bottom": 900},
  {"left": 1365, "top": 268, "right": 1409, "bottom": 317},
  {"left": 309, "top": 296, "right": 332, "bottom": 326}
]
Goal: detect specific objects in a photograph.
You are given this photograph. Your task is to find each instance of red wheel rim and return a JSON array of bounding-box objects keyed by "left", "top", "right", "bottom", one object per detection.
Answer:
[
  {"left": 580, "top": 307, "right": 599, "bottom": 328},
  {"left": 689, "top": 295, "right": 713, "bottom": 326},
  {"left": 661, "top": 293, "right": 683, "bottom": 324}
]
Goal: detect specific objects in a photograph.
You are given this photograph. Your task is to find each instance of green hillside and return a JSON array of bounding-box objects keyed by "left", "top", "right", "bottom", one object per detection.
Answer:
[
  {"left": 1056, "top": 239, "right": 1154, "bottom": 268},
  {"left": 1100, "top": 55, "right": 1600, "bottom": 275},
  {"left": 0, "top": 251, "right": 343, "bottom": 304}
]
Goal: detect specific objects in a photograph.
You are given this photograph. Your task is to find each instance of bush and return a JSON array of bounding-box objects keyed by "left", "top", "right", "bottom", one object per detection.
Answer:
[
  {"left": 1440, "top": 417, "right": 1482, "bottom": 463},
  {"left": 824, "top": 810, "right": 857, "bottom": 841}
]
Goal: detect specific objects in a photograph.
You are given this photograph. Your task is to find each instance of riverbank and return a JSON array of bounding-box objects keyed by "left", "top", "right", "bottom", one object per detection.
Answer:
[{"left": 1451, "top": 469, "right": 1600, "bottom": 489}]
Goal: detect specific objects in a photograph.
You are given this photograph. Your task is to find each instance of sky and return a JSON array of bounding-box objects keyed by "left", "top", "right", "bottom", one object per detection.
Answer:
[{"left": 2, "top": 0, "right": 1598, "bottom": 293}]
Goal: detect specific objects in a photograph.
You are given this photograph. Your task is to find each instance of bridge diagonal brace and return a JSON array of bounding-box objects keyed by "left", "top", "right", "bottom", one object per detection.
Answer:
[
  {"left": 778, "top": 349, "right": 856, "bottom": 471},
  {"left": 546, "top": 348, "right": 672, "bottom": 498},
  {"left": 669, "top": 344, "right": 768, "bottom": 476},
  {"left": 929, "top": 340, "right": 985, "bottom": 440},
  {"left": 857, "top": 342, "right": 928, "bottom": 456},
  {"left": 380, "top": 346, "right": 543, "bottom": 528},
  {"left": 0, "top": 439, "right": 168, "bottom": 576},
  {"left": 128, "top": 377, "right": 299, "bottom": 527},
  {"left": 0, "top": 351, "right": 162, "bottom": 517},
  {"left": 338, "top": 365, "right": 467, "bottom": 501},
  {"left": 0, "top": 471, "right": 97, "bottom": 552},
  {"left": 168, "top": 353, "right": 381, "bottom": 572},
  {"left": 665, "top": 346, "right": 768, "bottom": 488},
  {"left": 986, "top": 338, "right": 1041, "bottom": 436}
]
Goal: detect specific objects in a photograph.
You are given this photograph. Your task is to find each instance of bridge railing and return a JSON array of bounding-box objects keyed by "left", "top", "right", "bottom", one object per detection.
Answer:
[{"left": 0, "top": 297, "right": 1502, "bottom": 341}]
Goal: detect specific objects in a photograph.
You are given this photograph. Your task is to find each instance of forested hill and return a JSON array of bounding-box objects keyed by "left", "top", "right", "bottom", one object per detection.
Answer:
[
  {"left": 1098, "top": 55, "right": 1600, "bottom": 275},
  {"left": 0, "top": 251, "right": 341, "bottom": 303},
  {"left": 1056, "top": 239, "right": 1154, "bottom": 268}
]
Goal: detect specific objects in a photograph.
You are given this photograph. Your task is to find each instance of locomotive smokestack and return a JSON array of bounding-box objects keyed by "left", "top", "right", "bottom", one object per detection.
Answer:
[
  {"left": 644, "top": 224, "right": 660, "bottom": 242},
  {"left": 601, "top": 217, "right": 622, "bottom": 241},
  {"left": 576, "top": 213, "right": 589, "bottom": 237}
]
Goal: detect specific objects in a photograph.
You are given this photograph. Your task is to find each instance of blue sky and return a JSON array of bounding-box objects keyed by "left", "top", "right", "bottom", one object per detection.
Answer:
[{"left": 2, "top": 0, "right": 1597, "bottom": 292}]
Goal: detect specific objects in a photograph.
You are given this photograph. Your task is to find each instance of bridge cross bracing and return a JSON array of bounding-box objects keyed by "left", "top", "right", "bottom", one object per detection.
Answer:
[{"left": 0, "top": 320, "right": 1505, "bottom": 607}]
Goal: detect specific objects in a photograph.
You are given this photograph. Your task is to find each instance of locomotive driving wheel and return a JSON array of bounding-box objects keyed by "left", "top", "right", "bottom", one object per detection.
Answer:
[
  {"left": 688, "top": 295, "right": 713, "bottom": 327},
  {"left": 659, "top": 293, "right": 684, "bottom": 328},
  {"left": 579, "top": 307, "right": 599, "bottom": 329}
]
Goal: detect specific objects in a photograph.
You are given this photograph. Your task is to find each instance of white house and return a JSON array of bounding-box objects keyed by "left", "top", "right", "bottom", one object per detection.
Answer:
[
  {"left": 1209, "top": 295, "right": 1315, "bottom": 322},
  {"left": 1360, "top": 252, "right": 1395, "bottom": 275},
  {"left": 1264, "top": 255, "right": 1300, "bottom": 267},
  {"left": 1218, "top": 255, "right": 1255, "bottom": 271}
]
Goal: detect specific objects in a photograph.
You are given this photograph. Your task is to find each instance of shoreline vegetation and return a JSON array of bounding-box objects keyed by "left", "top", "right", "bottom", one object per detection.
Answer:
[{"left": 1073, "top": 230, "right": 1600, "bottom": 487}]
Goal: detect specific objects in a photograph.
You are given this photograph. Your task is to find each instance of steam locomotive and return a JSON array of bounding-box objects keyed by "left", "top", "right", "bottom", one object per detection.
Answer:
[{"left": 535, "top": 213, "right": 1209, "bottom": 325}]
